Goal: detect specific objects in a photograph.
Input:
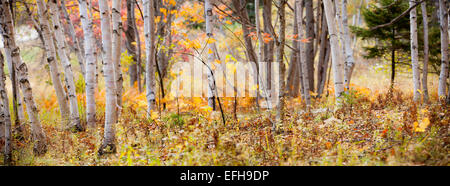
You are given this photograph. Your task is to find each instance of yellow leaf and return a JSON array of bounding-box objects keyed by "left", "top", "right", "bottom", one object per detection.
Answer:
[
  {"left": 155, "top": 16, "right": 161, "bottom": 23},
  {"left": 169, "top": 0, "right": 176, "bottom": 6},
  {"left": 193, "top": 97, "right": 202, "bottom": 105},
  {"left": 150, "top": 110, "right": 159, "bottom": 120},
  {"left": 207, "top": 38, "right": 216, "bottom": 44},
  {"left": 160, "top": 8, "right": 167, "bottom": 16},
  {"left": 201, "top": 106, "right": 213, "bottom": 112},
  {"left": 415, "top": 118, "right": 430, "bottom": 132},
  {"left": 417, "top": 89, "right": 423, "bottom": 95},
  {"left": 413, "top": 121, "right": 419, "bottom": 131}
]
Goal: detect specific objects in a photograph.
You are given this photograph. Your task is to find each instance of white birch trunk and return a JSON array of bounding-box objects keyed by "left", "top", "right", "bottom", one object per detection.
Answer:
[
  {"left": 438, "top": 0, "right": 449, "bottom": 99},
  {"left": 60, "top": 0, "right": 86, "bottom": 79},
  {"left": 352, "top": 0, "right": 364, "bottom": 47},
  {"left": 334, "top": 0, "right": 345, "bottom": 59},
  {"left": 255, "top": 0, "right": 264, "bottom": 96},
  {"left": 410, "top": 0, "right": 421, "bottom": 102},
  {"left": 36, "top": 0, "right": 71, "bottom": 122},
  {"left": 0, "top": 97, "right": 4, "bottom": 147},
  {"left": 421, "top": 2, "right": 430, "bottom": 102},
  {"left": 49, "top": 0, "right": 82, "bottom": 131},
  {"left": 341, "top": 0, "right": 356, "bottom": 89},
  {"left": 296, "top": 0, "right": 311, "bottom": 106},
  {"left": 0, "top": 52, "right": 12, "bottom": 164},
  {"left": 3, "top": 36, "right": 25, "bottom": 124},
  {"left": 255, "top": 0, "right": 273, "bottom": 108},
  {"left": 275, "top": 0, "right": 286, "bottom": 129},
  {"left": 99, "top": 0, "right": 117, "bottom": 154},
  {"left": 205, "top": 0, "right": 217, "bottom": 110},
  {"left": 0, "top": 1, "right": 47, "bottom": 155},
  {"left": 78, "top": 0, "right": 97, "bottom": 128},
  {"left": 323, "top": 0, "right": 345, "bottom": 103},
  {"left": 447, "top": 2, "right": 450, "bottom": 103},
  {"left": 143, "top": 0, "right": 156, "bottom": 117},
  {"left": 112, "top": 0, "right": 123, "bottom": 116}
]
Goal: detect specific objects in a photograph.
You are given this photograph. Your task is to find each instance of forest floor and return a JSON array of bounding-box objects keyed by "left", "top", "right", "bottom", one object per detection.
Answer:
[{"left": 0, "top": 45, "right": 449, "bottom": 166}]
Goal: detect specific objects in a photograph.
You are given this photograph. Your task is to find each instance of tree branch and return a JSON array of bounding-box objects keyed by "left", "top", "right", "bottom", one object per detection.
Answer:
[{"left": 370, "top": 0, "right": 426, "bottom": 31}]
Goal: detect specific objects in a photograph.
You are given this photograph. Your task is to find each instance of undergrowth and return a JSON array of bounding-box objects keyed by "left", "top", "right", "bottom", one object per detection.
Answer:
[{"left": 1, "top": 87, "right": 448, "bottom": 166}]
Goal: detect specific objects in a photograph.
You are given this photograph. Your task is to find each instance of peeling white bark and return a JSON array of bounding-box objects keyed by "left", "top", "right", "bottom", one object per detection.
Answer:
[
  {"left": 143, "top": 0, "right": 156, "bottom": 116},
  {"left": 0, "top": 1, "right": 47, "bottom": 155},
  {"left": 205, "top": 0, "right": 216, "bottom": 110},
  {"left": 36, "top": 0, "right": 70, "bottom": 122},
  {"left": 323, "top": 0, "right": 345, "bottom": 103},
  {"left": 438, "top": 0, "right": 449, "bottom": 98},
  {"left": 99, "top": 0, "right": 117, "bottom": 152},
  {"left": 60, "top": 0, "right": 86, "bottom": 79},
  {"left": 410, "top": 0, "right": 421, "bottom": 102},
  {"left": 49, "top": 0, "right": 82, "bottom": 130},
  {"left": 421, "top": 2, "right": 430, "bottom": 102},
  {"left": 0, "top": 52, "right": 12, "bottom": 164},
  {"left": 341, "top": 0, "right": 356, "bottom": 89},
  {"left": 112, "top": 0, "right": 123, "bottom": 117},
  {"left": 78, "top": 0, "right": 97, "bottom": 127}
]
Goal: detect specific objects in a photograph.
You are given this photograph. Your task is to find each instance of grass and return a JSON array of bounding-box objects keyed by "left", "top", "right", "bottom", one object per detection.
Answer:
[{"left": 2, "top": 84, "right": 447, "bottom": 166}]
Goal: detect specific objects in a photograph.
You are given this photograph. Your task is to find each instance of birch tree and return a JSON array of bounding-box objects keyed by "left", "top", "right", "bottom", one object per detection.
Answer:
[
  {"left": 421, "top": 2, "right": 430, "bottom": 102},
  {"left": 143, "top": 0, "right": 156, "bottom": 116},
  {"left": 36, "top": 0, "right": 71, "bottom": 123},
  {"left": 255, "top": 0, "right": 268, "bottom": 98},
  {"left": 49, "top": 0, "right": 82, "bottom": 131},
  {"left": 78, "top": 0, "right": 97, "bottom": 128},
  {"left": 60, "top": 0, "right": 86, "bottom": 79},
  {"left": 323, "top": 0, "right": 345, "bottom": 103},
  {"left": 352, "top": 0, "right": 365, "bottom": 48},
  {"left": 409, "top": 0, "right": 421, "bottom": 102},
  {"left": 275, "top": 0, "right": 286, "bottom": 130},
  {"left": 0, "top": 52, "right": 12, "bottom": 165},
  {"left": 2, "top": 20, "right": 23, "bottom": 135},
  {"left": 447, "top": 1, "right": 450, "bottom": 103},
  {"left": 0, "top": 0, "right": 47, "bottom": 155},
  {"left": 99, "top": 0, "right": 118, "bottom": 154},
  {"left": 112, "top": 0, "right": 123, "bottom": 112},
  {"left": 296, "top": 0, "right": 311, "bottom": 106},
  {"left": 438, "top": 0, "right": 448, "bottom": 99},
  {"left": 205, "top": 0, "right": 217, "bottom": 110},
  {"left": 341, "top": 0, "right": 356, "bottom": 89}
]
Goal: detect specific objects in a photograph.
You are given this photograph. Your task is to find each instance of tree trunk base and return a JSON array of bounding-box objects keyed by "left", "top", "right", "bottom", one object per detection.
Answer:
[
  {"left": 208, "top": 97, "right": 216, "bottom": 111},
  {"left": 33, "top": 139, "right": 48, "bottom": 156},
  {"left": 13, "top": 125, "right": 25, "bottom": 141},
  {"left": 98, "top": 143, "right": 117, "bottom": 156},
  {"left": 69, "top": 119, "right": 84, "bottom": 133}
]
